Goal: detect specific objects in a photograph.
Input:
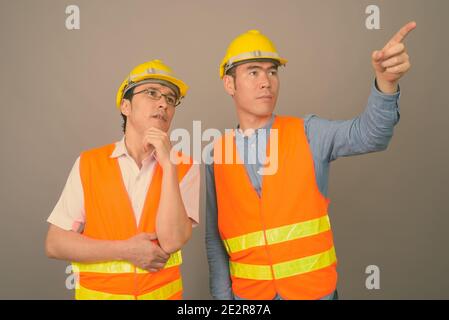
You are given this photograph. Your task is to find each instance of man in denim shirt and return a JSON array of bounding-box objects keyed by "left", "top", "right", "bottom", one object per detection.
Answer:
[{"left": 206, "top": 24, "right": 416, "bottom": 300}]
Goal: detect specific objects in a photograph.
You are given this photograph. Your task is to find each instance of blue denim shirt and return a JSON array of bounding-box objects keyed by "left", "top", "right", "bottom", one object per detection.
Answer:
[{"left": 205, "top": 79, "right": 401, "bottom": 299}]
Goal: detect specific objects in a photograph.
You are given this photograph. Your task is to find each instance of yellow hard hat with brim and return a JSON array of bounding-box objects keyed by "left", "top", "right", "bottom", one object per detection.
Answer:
[
  {"left": 116, "top": 59, "right": 189, "bottom": 109},
  {"left": 219, "top": 30, "right": 287, "bottom": 78}
]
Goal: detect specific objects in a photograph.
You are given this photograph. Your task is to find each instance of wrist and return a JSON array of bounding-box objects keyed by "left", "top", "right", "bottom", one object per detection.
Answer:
[
  {"left": 115, "top": 240, "right": 129, "bottom": 261},
  {"left": 162, "top": 161, "right": 177, "bottom": 173},
  {"left": 375, "top": 77, "right": 398, "bottom": 94}
]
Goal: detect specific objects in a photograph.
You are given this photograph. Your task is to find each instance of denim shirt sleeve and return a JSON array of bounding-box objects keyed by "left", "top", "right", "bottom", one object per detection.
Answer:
[
  {"left": 205, "top": 162, "right": 234, "bottom": 299},
  {"left": 304, "top": 78, "right": 401, "bottom": 162}
]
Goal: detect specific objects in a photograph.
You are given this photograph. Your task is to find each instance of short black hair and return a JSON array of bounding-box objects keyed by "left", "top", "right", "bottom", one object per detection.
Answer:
[
  {"left": 225, "top": 65, "right": 237, "bottom": 77},
  {"left": 225, "top": 66, "right": 237, "bottom": 88},
  {"left": 121, "top": 87, "right": 134, "bottom": 133}
]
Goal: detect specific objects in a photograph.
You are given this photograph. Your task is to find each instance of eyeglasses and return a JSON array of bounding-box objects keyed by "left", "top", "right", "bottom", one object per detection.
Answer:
[{"left": 131, "top": 88, "right": 181, "bottom": 107}]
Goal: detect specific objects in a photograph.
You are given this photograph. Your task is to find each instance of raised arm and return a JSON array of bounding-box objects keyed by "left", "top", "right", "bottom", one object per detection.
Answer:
[{"left": 305, "top": 21, "right": 416, "bottom": 162}]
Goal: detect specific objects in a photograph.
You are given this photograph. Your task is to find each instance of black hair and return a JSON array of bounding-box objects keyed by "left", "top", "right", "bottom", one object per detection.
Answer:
[
  {"left": 225, "top": 66, "right": 238, "bottom": 88},
  {"left": 121, "top": 87, "right": 134, "bottom": 133}
]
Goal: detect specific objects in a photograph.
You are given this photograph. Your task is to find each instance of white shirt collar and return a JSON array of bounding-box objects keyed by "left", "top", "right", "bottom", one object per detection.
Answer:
[
  {"left": 110, "top": 136, "right": 155, "bottom": 163},
  {"left": 110, "top": 136, "right": 128, "bottom": 158}
]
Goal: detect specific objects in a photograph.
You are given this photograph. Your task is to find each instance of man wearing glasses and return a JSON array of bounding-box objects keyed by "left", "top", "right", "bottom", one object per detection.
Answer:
[{"left": 45, "top": 60, "right": 199, "bottom": 300}]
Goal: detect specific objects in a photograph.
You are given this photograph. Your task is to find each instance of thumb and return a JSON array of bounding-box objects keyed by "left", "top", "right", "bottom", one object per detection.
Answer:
[{"left": 372, "top": 50, "right": 384, "bottom": 62}]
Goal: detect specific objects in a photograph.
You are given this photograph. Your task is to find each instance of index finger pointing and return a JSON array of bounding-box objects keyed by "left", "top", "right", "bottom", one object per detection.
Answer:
[{"left": 388, "top": 21, "right": 417, "bottom": 45}]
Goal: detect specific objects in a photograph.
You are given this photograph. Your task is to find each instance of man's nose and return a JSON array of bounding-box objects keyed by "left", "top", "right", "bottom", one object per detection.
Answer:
[
  {"left": 158, "top": 98, "right": 169, "bottom": 110},
  {"left": 259, "top": 72, "right": 271, "bottom": 89}
]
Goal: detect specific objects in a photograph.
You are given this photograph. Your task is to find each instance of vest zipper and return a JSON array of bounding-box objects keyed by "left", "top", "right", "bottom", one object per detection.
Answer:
[
  {"left": 258, "top": 192, "right": 280, "bottom": 297},
  {"left": 258, "top": 129, "right": 281, "bottom": 297},
  {"left": 233, "top": 130, "right": 280, "bottom": 297}
]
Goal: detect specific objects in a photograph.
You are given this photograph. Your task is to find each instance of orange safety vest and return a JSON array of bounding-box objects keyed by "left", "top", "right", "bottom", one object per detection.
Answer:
[
  {"left": 213, "top": 116, "right": 337, "bottom": 300},
  {"left": 72, "top": 143, "right": 192, "bottom": 300}
]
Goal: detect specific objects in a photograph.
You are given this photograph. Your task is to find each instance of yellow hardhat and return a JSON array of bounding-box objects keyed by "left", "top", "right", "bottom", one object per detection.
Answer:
[
  {"left": 219, "top": 30, "right": 288, "bottom": 78},
  {"left": 116, "top": 59, "right": 189, "bottom": 109}
]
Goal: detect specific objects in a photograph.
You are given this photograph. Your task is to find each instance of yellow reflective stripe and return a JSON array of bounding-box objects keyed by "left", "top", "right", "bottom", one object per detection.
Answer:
[
  {"left": 76, "top": 286, "right": 134, "bottom": 300},
  {"left": 223, "top": 215, "right": 331, "bottom": 254},
  {"left": 223, "top": 230, "right": 265, "bottom": 254},
  {"left": 73, "top": 250, "right": 182, "bottom": 274},
  {"left": 72, "top": 261, "right": 132, "bottom": 274},
  {"left": 273, "top": 246, "right": 336, "bottom": 279},
  {"left": 229, "top": 246, "right": 336, "bottom": 280},
  {"left": 136, "top": 250, "right": 183, "bottom": 273},
  {"left": 266, "top": 215, "right": 331, "bottom": 245},
  {"left": 75, "top": 279, "right": 182, "bottom": 300},
  {"left": 138, "top": 278, "right": 183, "bottom": 300},
  {"left": 230, "top": 261, "right": 273, "bottom": 281}
]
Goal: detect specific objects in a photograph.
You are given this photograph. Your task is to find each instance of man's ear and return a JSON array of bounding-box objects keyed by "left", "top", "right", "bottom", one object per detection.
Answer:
[
  {"left": 223, "top": 75, "right": 235, "bottom": 97},
  {"left": 120, "top": 99, "right": 131, "bottom": 116}
]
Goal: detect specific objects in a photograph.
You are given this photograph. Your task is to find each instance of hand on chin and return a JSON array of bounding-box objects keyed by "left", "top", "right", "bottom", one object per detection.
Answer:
[{"left": 148, "top": 118, "right": 168, "bottom": 132}]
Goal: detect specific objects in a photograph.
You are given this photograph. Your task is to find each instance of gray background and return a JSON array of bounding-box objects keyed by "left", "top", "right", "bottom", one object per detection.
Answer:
[{"left": 0, "top": 0, "right": 448, "bottom": 299}]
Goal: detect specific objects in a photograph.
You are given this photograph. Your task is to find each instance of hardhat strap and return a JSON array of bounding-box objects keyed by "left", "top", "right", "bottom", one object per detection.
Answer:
[
  {"left": 224, "top": 50, "right": 282, "bottom": 74},
  {"left": 123, "top": 78, "right": 180, "bottom": 100},
  {"left": 127, "top": 68, "right": 172, "bottom": 83}
]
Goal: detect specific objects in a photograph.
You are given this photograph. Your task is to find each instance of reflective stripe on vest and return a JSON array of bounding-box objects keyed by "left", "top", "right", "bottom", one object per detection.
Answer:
[
  {"left": 223, "top": 215, "right": 330, "bottom": 254},
  {"left": 75, "top": 278, "right": 183, "bottom": 300},
  {"left": 230, "top": 246, "right": 336, "bottom": 280},
  {"left": 72, "top": 250, "right": 182, "bottom": 274}
]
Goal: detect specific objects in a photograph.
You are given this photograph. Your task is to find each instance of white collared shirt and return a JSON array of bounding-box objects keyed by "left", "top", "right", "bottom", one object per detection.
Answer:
[{"left": 47, "top": 137, "right": 200, "bottom": 232}]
